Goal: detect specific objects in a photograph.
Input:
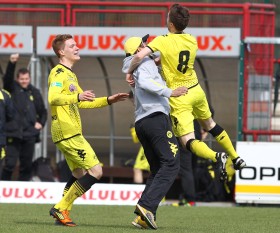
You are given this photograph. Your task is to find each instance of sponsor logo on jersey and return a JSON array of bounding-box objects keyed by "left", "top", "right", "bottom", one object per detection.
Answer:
[
  {"left": 69, "top": 84, "right": 77, "bottom": 92},
  {"left": 50, "top": 82, "right": 62, "bottom": 87}
]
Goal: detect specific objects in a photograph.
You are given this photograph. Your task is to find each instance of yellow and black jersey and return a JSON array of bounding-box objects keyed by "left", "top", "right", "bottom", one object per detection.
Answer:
[
  {"left": 48, "top": 64, "right": 108, "bottom": 143},
  {"left": 148, "top": 33, "right": 199, "bottom": 89}
]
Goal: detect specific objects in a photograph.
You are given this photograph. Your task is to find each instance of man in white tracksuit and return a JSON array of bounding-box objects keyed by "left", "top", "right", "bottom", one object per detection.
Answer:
[{"left": 122, "top": 36, "right": 187, "bottom": 230}]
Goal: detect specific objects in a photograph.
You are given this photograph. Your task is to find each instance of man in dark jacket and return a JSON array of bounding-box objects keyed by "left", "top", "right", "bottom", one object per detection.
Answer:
[
  {"left": 1, "top": 53, "right": 47, "bottom": 181},
  {"left": 0, "top": 89, "right": 15, "bottom": 176}
]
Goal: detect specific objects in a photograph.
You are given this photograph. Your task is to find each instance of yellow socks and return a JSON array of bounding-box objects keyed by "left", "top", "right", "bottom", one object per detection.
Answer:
[
  {"left": 54, "top": 181, "right": 85, "bottom": 210},
  {"left": 61, "top": 175, "right": 77, "bottom": 211},
  {"left": 214, "top": 130, "right": 238, "bottom": 160},
  {"left": 208, "top": 124, "right": 239, "bottom": 160},
  {"left": 55, "top": 173, "right": 98, "bottom": 210},
  {"left": 189, "top": 139, "right": 217, "bottom": 162}
]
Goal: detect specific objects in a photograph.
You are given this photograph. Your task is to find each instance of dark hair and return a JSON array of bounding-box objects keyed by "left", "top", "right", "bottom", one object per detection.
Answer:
[
  {"left": 52, "top": 34, "right": 73, "bottom": 58},
  {"left": 169, "top": 4, "right": 190, "bottom": 31},
  {"left": 16, "top": 68, "right": 30, "bottom": 78}
]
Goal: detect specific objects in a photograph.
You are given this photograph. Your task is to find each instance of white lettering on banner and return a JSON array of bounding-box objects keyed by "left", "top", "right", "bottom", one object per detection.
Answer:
[
  {"left": 235, "top": 141, "right": 280, "bottom": 204},
  {"left": 37, "top": 27, "right": 240, "bottom": 57},
  {"left": 0, "top": 26, "right": 33, "bottom": 54},
  {"left": 0, "top": 181, "right": 145, "bottom": 205}
]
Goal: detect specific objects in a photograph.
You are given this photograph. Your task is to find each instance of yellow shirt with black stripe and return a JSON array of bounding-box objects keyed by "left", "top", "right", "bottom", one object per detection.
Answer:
[
  {"left": 148, "top": 32, "right": 198, "bottom": 89},
  {"left": 48, "top": 64, "right": 109, "bottom": 143}
]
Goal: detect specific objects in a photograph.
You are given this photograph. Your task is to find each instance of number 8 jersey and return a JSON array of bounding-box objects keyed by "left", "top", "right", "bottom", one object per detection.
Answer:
[{"left": 147, "top": 33, "right": 198, "bottom": 90}]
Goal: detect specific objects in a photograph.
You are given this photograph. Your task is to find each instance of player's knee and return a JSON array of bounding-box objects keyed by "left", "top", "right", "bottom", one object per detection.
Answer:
[
  {"left": 88, "top": 164, "right": 103, "bottom": 180},
  {"left": 94, "top": 169, "right": 103, "bottom": 180},
  {"left": 208, "top": 120, "right": 217, "bottom": 131},
  {"left": 199, "top": 117, "right": 216, "bottom": 131}
]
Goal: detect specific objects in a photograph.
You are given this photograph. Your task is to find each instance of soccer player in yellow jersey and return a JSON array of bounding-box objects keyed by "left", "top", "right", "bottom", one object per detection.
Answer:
[
  {"left": 127, "top": 4, "right": 246, "bottom": 182},
  {"left": 48, "top": 34, "right": 129, "bottom": 227}
]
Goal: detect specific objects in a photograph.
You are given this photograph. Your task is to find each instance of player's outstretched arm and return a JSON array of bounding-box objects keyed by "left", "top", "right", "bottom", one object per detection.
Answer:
[
  {"left": 128, "top": 47, "right": 152, "bottom": 73},
  {"left": 107, "top": 93, "right": 129, "bottom": 104},
  {"left": 78, "top": 90, "right": 95, "bottom": 101}
]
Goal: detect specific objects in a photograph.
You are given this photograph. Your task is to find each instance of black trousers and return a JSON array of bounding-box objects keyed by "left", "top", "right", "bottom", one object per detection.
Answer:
[
  {"left": 135, "top": 113, "right": 180, "bottom": 216},
  {"left": 179, "top": 145, "right": 196, "bottom": 202},
  {"left": 1, "top": 137, "right": 36, "bottom": 181}
]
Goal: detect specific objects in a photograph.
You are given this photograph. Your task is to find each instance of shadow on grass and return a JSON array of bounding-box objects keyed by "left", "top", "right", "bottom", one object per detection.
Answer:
[
  {"left": 15, "top": 220, "right": 187, "bottom": 231},
  {"left": 15, "top": 220, "right": 135, "bottom": 229}
]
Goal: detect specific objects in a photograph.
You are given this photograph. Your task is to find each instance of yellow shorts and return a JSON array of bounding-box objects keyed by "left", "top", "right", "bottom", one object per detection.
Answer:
[
  {"left": 169, "top": 84, "right": 212, "bottom": 137},
  {"left": 56, "top": 135, "right": 100, "bottom": 172},
  {"left": 134, "top": 146, "right": 150, "bottom": 171}
]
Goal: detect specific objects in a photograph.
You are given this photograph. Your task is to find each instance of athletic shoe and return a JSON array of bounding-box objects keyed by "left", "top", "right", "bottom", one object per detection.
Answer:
[
  {"left": 215, "top": 152, "right": 228, "bottom": 182},
  {"left": 232, "top": 157, "right": 246, "bottom": 170},
  {"left": 54, "top": 210, "right": 70, "bottom": 226},
  {"left": 49, "top": 207, "right": 77, "bottom": 227},
  {"left": 131, "top": 216, "right": 149, "bottom": 229},
  {"left": 136, "top": 204, "right": 157, "bottom": 230}
]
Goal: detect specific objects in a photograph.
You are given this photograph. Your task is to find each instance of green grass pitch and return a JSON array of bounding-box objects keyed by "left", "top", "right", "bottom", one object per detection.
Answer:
[{"left": 0, "top": 203, "right": 279, "bottom": 233}]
